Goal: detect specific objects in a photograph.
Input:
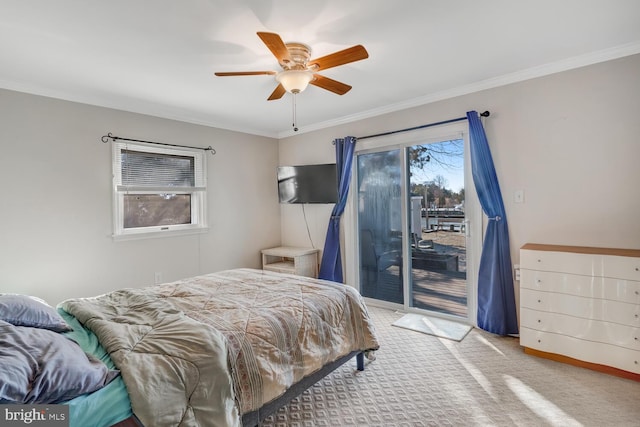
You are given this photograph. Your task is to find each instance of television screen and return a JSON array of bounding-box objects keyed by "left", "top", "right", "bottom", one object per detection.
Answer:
[{"left": 277, "top": 164, "right": 338, "bottom": 204}]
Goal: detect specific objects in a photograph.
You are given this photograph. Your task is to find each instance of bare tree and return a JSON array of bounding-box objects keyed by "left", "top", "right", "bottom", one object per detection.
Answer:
[
  {"left": 433, "top": 174, "right": 448, "bottom": 189},
  {"left": 408, "top": 139, "right": 463, "bottom": 170}
]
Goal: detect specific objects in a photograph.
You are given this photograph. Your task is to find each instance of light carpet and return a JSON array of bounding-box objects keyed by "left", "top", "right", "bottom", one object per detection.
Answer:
[
  {"left": 259, "top": 305, "right": 640, "bottom": 427},
  {"left": 391, "top": 312, "right": 472, "bottom": 341}
]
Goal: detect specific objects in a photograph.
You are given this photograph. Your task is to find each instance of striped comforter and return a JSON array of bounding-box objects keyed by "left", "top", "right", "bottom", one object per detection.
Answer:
[{"left": 61, "top": 268, "right": 379, "bottom": 427}]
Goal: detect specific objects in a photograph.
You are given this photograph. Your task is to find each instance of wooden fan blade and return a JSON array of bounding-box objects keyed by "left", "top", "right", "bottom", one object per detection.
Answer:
[
  {"left": 268, "top": 84, "right": 286, "bottom": 101},
  {"left": 309, "top": 45, "right": 368, "bottom": 71},
  {"left": 257, "top": 32, "right": 291, "bottom": 63},
  {"left": 214, "top": 71, "right": 276, "bottom": 76},
  {"left": 310, "top": 74, "right": 352, "bottom": 95}
]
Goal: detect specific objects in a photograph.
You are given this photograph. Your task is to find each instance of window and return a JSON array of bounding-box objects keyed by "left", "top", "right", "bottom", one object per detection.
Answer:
[{"left": 112, "top": 141, "right": 207, "bottom": 239}]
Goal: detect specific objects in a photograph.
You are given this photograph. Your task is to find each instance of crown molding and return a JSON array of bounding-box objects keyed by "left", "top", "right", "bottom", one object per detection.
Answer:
[
  {"left": 277, "top": 41, "right": 640, "bottom": 139},
  {"left": 3, "top": 40, "right": 639, "bottom": 141}
]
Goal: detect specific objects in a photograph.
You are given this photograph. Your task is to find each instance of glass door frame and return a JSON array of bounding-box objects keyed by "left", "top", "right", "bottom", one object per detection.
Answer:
[{"left": 343, "top": 121, "right": 482, "bottom": 326}]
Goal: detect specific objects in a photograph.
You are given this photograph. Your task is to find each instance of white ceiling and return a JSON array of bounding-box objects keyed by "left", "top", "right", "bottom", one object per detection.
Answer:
[{"left": 2, "top": 1, "right": 640, "bottom": 138}]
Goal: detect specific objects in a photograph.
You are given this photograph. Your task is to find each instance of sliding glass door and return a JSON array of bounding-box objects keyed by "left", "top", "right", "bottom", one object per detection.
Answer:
[
  {"left": 355, "top": 132, "right": 478, "bottom": 322},
  {"left": 408, "top": 139, "right": 468, "bottom": 318},
  {"left": 357, "top": 149, "right": 403, "bottom": 303}
]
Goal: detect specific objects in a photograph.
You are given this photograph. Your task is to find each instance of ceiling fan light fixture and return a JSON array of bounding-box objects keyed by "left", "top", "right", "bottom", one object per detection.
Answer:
[{"left": 276, "top": 70, "right": 313, "bottom": 94}]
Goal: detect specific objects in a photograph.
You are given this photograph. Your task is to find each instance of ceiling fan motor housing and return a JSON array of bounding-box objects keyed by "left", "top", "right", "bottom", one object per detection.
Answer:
[{"left": 280, "top": 43, "right": 312, "bottom": 70}]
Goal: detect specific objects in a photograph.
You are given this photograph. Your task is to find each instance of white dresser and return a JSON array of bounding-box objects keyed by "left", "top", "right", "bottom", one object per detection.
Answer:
[{"left": 519, "top": 243, "right": 640, "bottom": 380}]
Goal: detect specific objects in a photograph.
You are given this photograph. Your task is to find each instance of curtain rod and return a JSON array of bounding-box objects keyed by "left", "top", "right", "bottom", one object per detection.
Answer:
[
  {"left": 101, "top": 132, "right": 216, "bottom": 155},
  {"left": 355, "top": 110, "right": 490, "bottom": 141}
]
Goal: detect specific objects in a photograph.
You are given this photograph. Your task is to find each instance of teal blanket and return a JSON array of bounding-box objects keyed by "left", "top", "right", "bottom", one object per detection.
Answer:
[{"left": 58, "top": 309, "right": 133, "bottom": 427}]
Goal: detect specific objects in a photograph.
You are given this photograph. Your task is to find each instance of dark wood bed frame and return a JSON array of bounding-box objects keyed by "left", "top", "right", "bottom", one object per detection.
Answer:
[{"left": 110, "top": 351, "right": 365, "bottom": 427}]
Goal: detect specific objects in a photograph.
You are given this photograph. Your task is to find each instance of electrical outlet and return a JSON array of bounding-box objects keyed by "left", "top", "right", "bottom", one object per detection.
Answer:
[
  {"left": 514, "top": 264, "right": 520, "bottom": 281},
  {"left": 154, "top": 272, "right": 163, "bottom": 284}
]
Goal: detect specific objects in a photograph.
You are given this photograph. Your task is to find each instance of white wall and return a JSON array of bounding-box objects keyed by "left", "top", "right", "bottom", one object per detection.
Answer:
[
  {"left": 0, "top": 89, "right": 281, "bottom": 305},
  {"left": 278, "top": 139, "right": 337, "bottom": 252},
  {"left": 279, "top": 54, "right": 640, "bottom": 288}
]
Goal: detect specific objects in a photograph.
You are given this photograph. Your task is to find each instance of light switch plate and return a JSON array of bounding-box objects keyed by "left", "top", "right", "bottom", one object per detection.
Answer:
[{"left": 514, "top": 189, "right": 524, "bottom": 203}]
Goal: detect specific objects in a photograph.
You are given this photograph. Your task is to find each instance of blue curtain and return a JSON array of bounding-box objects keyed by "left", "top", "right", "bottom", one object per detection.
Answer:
[
  {"left": 467, "top": 111, "right": 519, "bottom": 335},
  {"left": 318, "top": 136, "right": 357, "bottom": 282}
]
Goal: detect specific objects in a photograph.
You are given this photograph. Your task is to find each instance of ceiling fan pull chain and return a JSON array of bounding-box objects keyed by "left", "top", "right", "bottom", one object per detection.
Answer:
[{"left": 292, "top": 92, "right": 299, "bottom": 132}]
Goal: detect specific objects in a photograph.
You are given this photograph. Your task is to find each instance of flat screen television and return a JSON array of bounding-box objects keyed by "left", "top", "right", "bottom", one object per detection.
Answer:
[{"left": 277, "top": 163, "right": 338, "bottom": 204}]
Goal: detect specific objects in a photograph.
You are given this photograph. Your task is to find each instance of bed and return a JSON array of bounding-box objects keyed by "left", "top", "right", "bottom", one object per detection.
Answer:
[{"left": 1, "top": 268, "right": 379, "bottom": 427}]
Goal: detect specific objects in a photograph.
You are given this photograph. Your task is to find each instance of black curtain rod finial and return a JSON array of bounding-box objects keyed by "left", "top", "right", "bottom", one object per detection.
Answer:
[
  {"left": 101, "top": 132, "right": 115, "bottom": 143},
  {"left": 480, "top": 110, "right": 490, "bottom": 117}
]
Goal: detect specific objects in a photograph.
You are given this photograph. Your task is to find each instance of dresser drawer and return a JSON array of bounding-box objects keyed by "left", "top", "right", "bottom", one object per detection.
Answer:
[
  {"left": 520, "top": 327, "right": 640, "bottom": 374},
  {"left": 521, "top": 269, "right": 640, "bottom": 304},
  {"left": 521, "top": 246, "right": 640, "bottom": 280},
  {"left": 602, "top": 254, "right": 640, "bottom": 281},
  {"left": 521, "top": 307, "right": 640, "bottom": 351},
  {"left": 603, "top": 277, "right": 640, "bottom": 304},
  {"left": 520, "top": 288, "right": 640, "bottom": 327},
  {"left": 521, "top": 249, "right": 599, "bottom": 276}
]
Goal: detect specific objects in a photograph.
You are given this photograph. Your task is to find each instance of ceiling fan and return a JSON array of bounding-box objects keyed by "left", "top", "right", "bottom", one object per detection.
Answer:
[{"left": 215, "top": 32, "right": 369, "bottom": 101}]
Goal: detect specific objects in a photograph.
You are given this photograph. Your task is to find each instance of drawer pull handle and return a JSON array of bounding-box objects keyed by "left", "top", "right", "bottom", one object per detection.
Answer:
[
  {"left": 538, "top": 339, "right": 541, "bottom": 343},
  {"left": 538, "top": 319, "right": 541, "bottom": 323},
  {"left": 537, "top": 259, "right": 541, "bottom": 263},
  {"left": 538, "top": 299, "right": 541, "bottom": 303}
]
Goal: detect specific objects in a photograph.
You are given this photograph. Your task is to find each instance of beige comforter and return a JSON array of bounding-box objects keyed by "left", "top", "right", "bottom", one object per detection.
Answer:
[{"left": 60, "top": 268, "right": 379, "bottom": 427}]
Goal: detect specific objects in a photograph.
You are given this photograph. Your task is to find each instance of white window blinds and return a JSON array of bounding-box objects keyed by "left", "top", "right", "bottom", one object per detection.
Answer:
[{"left": 112, "top": 141, "right": 207, "bottom": 238}]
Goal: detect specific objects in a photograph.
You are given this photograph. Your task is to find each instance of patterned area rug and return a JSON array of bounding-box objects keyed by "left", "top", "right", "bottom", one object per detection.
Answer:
[
  {"left": 259, "top": 306, "right": 640, "bottom": 427},
  {"left": 391, "top": 312, "right": 472, "bottom": 341}
]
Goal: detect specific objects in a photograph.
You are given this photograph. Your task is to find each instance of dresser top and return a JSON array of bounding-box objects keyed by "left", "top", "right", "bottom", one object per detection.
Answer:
[{"left": 521, "top": 243, "right": 640, "bottom": 258}]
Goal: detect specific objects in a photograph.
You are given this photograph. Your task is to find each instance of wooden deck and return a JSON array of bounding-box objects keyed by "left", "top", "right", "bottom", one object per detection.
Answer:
[
  {"left": 411, "top": 268, "right": 467, "bottom": 317},
  {"left": 361, "top": 264, "right": 468, "bottom": 318},
  {"left": 360, "top": 230, "right": 468, "bottom": 318}
]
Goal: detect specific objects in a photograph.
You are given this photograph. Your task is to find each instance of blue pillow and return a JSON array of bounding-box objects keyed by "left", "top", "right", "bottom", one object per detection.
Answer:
[
  {"left": 0, "top": 294, "right": 72, "bottom": 332},
  {"left": 0, "top": 320, "right": 119, "bottom": 404}
]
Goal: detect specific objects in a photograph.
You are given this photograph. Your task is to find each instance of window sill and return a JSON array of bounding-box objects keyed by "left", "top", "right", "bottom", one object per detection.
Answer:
[{"left": 112, "top": 227, "right": 209, "bottom": 242}]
